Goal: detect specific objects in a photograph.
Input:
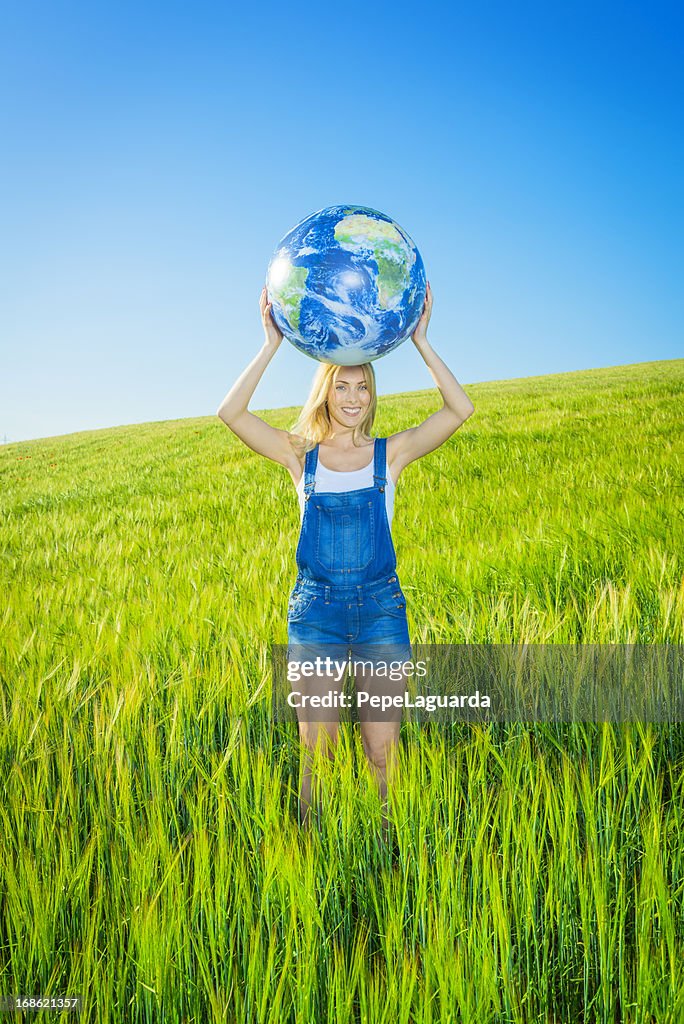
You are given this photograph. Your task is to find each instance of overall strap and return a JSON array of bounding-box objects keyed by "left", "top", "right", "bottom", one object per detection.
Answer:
[
  {"left": 303, "top": 444, "right": 319, "bottom": 501},
  {"left": 373, "top": 437, "right": 387, "bottom": 492}
]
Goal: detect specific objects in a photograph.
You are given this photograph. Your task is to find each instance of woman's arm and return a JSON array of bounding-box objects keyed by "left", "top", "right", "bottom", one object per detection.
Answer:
[
  {"left": 387, "top": 283, "right": 475, "bottom": 479},
  {"left": 216, "top": 288, "right": 301, "bottom": 474}
]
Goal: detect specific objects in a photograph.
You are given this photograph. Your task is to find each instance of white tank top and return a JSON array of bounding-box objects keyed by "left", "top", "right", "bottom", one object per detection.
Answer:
[{"left": 295, "top": 450, "right": 396, "bottom": 527}]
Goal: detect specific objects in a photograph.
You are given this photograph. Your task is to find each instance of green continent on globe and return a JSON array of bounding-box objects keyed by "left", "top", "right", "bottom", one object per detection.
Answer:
[
  {"left": 373, "top": 241, "right": 412, "bottom": 308},
  {"left": 274, "top": 264, "right": 308, "bottom": 329},
  {"left": 334, "top": 214, "right": 414, "bottom": 308}
]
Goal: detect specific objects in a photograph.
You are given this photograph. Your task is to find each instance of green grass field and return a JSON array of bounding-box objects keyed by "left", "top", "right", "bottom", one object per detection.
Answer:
[{"left": 1, "top": 358, "right": 683, "bottom": 1023}]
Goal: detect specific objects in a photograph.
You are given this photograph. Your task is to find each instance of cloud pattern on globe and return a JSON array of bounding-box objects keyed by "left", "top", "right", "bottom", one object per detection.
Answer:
[{"left": 266, "top": 205, "right": 427, "bottom": 365}]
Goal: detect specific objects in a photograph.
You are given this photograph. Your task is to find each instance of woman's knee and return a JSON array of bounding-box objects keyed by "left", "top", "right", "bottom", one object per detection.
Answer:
[
  {"left": 299, "top": 720, "right": 339, "bottom": 754},
  {"left": 360, "top": 723, "right": 400, "bottom": 767}
]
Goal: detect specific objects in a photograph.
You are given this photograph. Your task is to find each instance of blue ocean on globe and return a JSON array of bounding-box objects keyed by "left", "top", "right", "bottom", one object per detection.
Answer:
[{"left": 266, "top": 205, "right": 427, "bottom": 365}]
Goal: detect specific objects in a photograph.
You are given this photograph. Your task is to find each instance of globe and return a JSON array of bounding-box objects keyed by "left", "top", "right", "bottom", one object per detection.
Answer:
[{"left": 265, "top": 204, "right": 426, "bottom": 365}]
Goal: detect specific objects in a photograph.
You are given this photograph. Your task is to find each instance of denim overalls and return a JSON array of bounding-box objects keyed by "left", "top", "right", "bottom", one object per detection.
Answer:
[{"left": 287, "top": 437, "right": 411, "bottom": 661}]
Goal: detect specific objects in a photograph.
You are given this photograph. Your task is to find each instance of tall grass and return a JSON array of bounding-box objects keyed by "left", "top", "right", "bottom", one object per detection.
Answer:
[{"left": 1, "top": 359, "right": 682, "bottom": 1022}]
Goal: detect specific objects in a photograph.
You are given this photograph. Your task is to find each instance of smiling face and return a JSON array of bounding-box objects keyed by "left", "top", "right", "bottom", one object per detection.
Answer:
[{"left": 326, "top": 365, "right": 371, "bottom": 429}]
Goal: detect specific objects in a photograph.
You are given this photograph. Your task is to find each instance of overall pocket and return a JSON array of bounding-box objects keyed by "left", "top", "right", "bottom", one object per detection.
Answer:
[
  {"left": 287, "top": 585, "right": 317, "bottom": 622},
  {"left": 314, "top": 502, "right": 375, "bottom": 573},
  {"left": 370, "top": 583, "right": 407, "bottom": 618}
]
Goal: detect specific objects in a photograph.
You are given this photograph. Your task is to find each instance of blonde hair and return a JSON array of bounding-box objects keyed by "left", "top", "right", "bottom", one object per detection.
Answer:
[{"left": 289, "top": 362, "right": 377, "bottom": 455}]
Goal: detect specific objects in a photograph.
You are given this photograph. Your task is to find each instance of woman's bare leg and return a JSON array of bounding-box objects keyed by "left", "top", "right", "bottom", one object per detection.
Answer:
[
  {"left": 296, "top": 719, "right": 339, "bottom": 828},
  {"left": 359, "top": 718, "right": 400, "bottom": 834},
  {"left": 292, "top": 661, "right": 344, "bottom": 828},
  {"left": 356, "top": 662, "right": 404, "bottom": 837}
]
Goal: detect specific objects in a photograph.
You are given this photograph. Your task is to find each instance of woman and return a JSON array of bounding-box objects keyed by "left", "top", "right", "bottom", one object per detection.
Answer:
[{"left": 217, "top": 283, "right": 474, "bottom": 829}]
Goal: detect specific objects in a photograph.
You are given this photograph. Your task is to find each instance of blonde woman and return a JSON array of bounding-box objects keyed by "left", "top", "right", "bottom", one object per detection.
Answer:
[{"left": 217, "top": 283, "right": 474, "bottom": 827}]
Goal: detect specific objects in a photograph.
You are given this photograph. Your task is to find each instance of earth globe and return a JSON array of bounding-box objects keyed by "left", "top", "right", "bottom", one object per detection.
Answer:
[{"left": 265, "top": 204, "right": 426, "bottom": 364}]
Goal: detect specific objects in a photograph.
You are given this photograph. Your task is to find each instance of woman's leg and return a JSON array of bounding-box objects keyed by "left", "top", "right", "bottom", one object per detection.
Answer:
[
  {"left": 355, "top": 659, "right": 405, "bottom": 837},
  {"left": 296, "top": 715, "right": 339, "bottom": 829},
  {"left": 289, "top": 646, "right": 346, "bottom": 828},
  {"left": 360, "top": 717, "right": 400, "bottom": 815},
  {"left": 352, "top": 574, "right": 412, "bottom": 838}
]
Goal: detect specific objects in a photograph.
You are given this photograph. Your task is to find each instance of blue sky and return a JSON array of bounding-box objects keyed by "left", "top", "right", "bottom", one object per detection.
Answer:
[{"left": 1, "top": 0, "right": 682, "bottom": 443}]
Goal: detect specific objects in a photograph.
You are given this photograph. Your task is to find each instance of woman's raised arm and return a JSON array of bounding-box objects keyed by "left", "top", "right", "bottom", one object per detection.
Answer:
[
  {"left": 216, "top": 288, "right": 301, "bottom": 473},
  {"left": 387, "top": 283, "right": 475, "bottom": 479}
]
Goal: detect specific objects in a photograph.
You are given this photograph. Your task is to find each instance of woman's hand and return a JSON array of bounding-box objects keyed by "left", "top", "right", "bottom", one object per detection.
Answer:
[
  {"left": 260, "top": 286, "right": 284, "bottom": 350},
  {"left": 411, "top": 281, "right": 433, "bottom": 348}
]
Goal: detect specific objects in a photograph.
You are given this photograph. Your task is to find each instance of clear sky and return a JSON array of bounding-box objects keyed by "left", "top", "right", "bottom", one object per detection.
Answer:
[{"left": 1, "top": 0, "right": 682, "bottom": 444}]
